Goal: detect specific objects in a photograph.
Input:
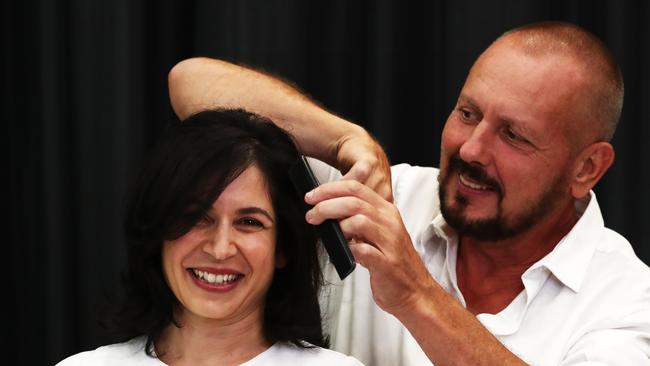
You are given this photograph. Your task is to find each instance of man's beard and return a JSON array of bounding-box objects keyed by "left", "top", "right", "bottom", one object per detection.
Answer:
[{"left": 438, "top": 154, "right": 567, "bottom": 241}]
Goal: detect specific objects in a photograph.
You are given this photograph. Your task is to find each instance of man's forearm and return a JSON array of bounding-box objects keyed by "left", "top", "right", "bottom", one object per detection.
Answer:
[
  {"left": 168, "top": 57, "right": 366, "bottom": 166},
  {"left": 396, "top": 282, "right": 527, "bottom": 366}
]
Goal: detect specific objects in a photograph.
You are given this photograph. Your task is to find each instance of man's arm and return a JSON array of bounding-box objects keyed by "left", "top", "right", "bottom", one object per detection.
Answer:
[
  {"left": 168, "top": 57, "right": 392, "bottom": 200},
  {"left": 168, "top": 58, "right": 523, "bottom": 365},
  {"left": 305, "top": 180, "right": 528, "bottom": 366}
]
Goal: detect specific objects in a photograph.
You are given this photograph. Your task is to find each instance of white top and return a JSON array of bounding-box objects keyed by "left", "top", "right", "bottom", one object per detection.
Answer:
[
  {"left": 312, "top": 160, "right": 650, "bottom": 366},
  {"left": 56, "top": 336, "right": 364, "bottom": 365}
]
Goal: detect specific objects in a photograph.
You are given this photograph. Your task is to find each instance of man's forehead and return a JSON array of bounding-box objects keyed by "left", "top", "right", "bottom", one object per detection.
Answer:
[{"left": 470, "top": 47, "right": 584, "bottom": 105}]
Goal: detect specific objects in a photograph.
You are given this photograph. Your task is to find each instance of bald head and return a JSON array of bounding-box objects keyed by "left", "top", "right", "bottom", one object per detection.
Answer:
[{"left": 492, "top": 22, "right": 624, "bottom": 143}]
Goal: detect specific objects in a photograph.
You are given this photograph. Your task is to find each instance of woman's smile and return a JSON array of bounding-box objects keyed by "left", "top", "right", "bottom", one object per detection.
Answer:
[{"left": 189, "top": 267, "right": 244, "bottom": 292}]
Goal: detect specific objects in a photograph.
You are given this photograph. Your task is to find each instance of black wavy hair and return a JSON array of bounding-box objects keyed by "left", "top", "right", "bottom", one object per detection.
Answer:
[{"left": 105, "top": 108, "right": 326, "bottom": 355}]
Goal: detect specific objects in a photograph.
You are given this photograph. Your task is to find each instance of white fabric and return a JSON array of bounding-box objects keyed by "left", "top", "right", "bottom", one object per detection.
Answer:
[
  {"left": 56, "top": 336, "right": 364, "bottom": 366},
  {"left": 56, "top": 337, "right": 165, "bottom": 366},
  {"left": 310, "top": 159, "right": 650, "bottom": 366}
]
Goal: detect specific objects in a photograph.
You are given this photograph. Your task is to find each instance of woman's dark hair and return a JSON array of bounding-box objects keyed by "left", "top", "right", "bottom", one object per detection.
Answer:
[{"left": 106, "top": 108, "right": 326, "bottom": 354}]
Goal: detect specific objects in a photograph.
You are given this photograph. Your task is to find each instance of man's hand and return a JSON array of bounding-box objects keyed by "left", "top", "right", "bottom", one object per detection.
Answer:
[
  {"left": 334, "top": 131, "right": 393, "bottom": 202},
  {"left": 305, "top": 179, "right": 430, "bottom": 312},
  {"left": 304, "top": 179, "right": 527, "bottom": 366}
]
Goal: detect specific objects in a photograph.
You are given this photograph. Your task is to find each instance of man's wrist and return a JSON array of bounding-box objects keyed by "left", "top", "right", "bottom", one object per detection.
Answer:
[{"left": 333, "top": 125, "right": 377, "bottom": 166}]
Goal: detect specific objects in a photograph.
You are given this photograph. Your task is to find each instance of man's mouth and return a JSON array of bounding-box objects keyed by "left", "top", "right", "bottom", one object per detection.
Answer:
[
  {"left": 190, "top": 269, "right": 243, "bottom": 285},
  {"left": 459, "top": 173, "right": 493, "bottom": 191},
  {"left": 447, "top": 154, "right": 501, "bottom": 194}
]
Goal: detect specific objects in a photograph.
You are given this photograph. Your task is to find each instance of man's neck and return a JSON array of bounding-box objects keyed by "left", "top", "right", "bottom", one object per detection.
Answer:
[{"left": 456, "top": 200, "right": 579, "bottom": 315}]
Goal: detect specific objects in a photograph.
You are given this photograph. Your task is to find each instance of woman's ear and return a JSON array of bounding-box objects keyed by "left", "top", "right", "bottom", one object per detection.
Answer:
[{"left": 570, "top": 142, "right": 615, "bottom": 199}]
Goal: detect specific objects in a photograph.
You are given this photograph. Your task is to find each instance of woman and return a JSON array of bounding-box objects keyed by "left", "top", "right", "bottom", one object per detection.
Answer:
[{"left": 57, "top": 109, "right": 363, "bottom": 365}]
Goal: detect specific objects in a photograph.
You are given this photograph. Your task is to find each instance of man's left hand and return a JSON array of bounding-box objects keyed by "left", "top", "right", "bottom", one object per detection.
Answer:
[{"left": 305, "top": 179, "right": 433, "bottom": 314}]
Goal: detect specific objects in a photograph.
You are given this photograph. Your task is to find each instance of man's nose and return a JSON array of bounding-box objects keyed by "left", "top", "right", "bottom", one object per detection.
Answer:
[
  {"left": 458, "top": 122, "right": 494, "bottom": 166},
  {"left": 202, "top": 225, "right": 238, "bottom": 260}
]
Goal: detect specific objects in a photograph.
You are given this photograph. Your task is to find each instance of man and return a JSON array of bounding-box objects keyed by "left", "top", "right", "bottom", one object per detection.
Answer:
[{"left": 168, "top": 22, "right": 650, "bottom": 365}]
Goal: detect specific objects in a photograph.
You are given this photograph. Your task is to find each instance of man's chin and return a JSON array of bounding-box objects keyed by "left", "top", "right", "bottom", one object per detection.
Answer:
[
  {"left": 440, "top": 204, "right": 511, "bottom": 241},
  {"left": 448, "top": 219, "right": 511, "bottom": 241}
]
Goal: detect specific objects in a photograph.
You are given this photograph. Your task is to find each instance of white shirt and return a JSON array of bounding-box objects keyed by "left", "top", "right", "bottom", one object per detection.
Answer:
[
  {"left": 312, "top": 161, "right": 650, "bottom": 366},
  {"left": 56, "top": 336, "right": 364, "bottom": 365}
]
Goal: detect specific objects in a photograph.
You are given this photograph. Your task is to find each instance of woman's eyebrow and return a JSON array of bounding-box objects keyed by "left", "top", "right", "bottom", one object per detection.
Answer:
[{"left": 237, "top": 207, "right": 275, "bottom": 222}]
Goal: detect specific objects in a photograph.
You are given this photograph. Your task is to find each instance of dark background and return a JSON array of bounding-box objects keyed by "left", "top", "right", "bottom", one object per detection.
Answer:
[{"left": 5, "top": 1, "right": 649, "bottom": 365}]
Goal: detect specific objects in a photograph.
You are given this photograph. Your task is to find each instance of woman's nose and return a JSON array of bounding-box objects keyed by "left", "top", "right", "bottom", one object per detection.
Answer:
[{"left": 202, "top": 225, "right": 238, "bottom": 260}]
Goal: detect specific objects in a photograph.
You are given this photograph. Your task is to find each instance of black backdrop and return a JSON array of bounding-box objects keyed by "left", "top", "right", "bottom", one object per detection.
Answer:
[{"left": 6, "top": 1, "right": 650, "bottom": 365}]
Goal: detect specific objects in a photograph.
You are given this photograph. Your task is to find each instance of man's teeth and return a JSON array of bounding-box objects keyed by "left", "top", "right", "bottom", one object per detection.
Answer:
[
  {"left": 192, "top": 269, "right": 239, "bottom": 285},
  {"left": 460, "top": 174, "right": 490, "bottom": 190}
]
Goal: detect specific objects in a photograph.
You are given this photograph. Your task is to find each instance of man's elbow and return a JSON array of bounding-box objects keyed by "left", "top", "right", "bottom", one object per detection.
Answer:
[{"left": 168, "top": 57, "right": 225, "bottom": 119}]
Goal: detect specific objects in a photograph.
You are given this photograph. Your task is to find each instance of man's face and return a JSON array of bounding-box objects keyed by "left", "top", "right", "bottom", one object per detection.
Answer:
[{"left": 438, "top": 41, "right": 584, "bottom": 241}]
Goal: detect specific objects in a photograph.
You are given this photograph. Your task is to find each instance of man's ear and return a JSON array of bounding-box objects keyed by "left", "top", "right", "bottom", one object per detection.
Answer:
[{"left": 570, "top": 142, "right": 615, "bottom": 198}]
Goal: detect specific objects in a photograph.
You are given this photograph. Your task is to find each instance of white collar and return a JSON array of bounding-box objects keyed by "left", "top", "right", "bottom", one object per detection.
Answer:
[
  {"left": 427, "top": 191, "right": 603, "bottom": 293},
  {"left": 526, "top": 192, "right": 602, "bottom": 293}
]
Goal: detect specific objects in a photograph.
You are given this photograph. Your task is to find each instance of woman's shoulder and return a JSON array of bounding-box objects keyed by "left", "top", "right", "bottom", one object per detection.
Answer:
[
  {"left": 244, "top": 342, "right": 365, "bottom": 365},
  {"left": 56, "top": 336, "right": 164, "bottom": 366}
]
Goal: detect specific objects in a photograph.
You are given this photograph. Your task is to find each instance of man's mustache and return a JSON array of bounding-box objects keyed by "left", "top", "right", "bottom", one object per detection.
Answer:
[{"left": 448, "top": 154, "right": 502, "bottom": 194}]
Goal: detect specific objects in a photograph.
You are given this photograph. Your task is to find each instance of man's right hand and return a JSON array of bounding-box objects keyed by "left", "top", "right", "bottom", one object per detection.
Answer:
[{"left": 336, "top": 130, "right": 393, "bottom": 202}]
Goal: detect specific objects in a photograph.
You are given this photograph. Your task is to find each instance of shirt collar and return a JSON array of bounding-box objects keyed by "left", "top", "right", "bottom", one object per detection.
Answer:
[
  {"left": 431, "top": 212, "right": 453, "bottom": 241},
  {"left": 427, "top": 191, "right": 603, "bottom": 293},
  {"left": 529, "top": 191, "right": 603, "bottom": 292}
]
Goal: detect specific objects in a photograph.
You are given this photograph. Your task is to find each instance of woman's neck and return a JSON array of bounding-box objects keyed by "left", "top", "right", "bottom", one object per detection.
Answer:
[{"left": 155, "top": 309, "right": 271, "bottom": 366}]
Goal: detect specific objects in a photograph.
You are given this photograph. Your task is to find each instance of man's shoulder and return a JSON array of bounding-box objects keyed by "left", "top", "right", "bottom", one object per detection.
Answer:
[
  {"left": 566, "top": 193, "right": 650, "bottom": 297},
  {"left": 581, "top": 228, "right": 650, "bottom": 309},
  {"left": 391, "top": 163, "right": 441, "bottom": 214},
  {"left": 386, "top": 164, "right": 444, "bottom": 248},
  {"left": 390, "top": 163, "right": 440, "bottom": 196},
  {"left": 593, "top": 228, "right": 650, "bottom": 279},
  {"left": 391, "top": 163, "right": 440, "bottom": 181}
]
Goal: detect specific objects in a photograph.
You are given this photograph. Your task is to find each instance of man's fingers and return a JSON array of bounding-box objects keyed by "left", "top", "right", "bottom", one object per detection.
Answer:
[
  {"left": 305, "top": 196, "right": 371, "bottom": 225},
  {"left": 341, "top": 160, "right": 394, "bottom": 203},
  {"left": 367, "top": 174, "right": 393, "bottom": 202},
  {"left": 341, "top": 160, "right": 372, "bottom": 183},
  {"left": 349, "top": 241, "right": 384, "bottom": 270},
  {"left": 338, "top": 214, "right": 382, "bottom": 248},
  {"left": 305, "top": 179, "right": 386, "bottom": 208}
]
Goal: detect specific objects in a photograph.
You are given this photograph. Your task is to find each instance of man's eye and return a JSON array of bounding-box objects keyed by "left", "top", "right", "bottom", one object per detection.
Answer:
[
  {"left": 503, "top": 128, "right": 525, "bottom": 142},
  {"left": 460, "top": 109, "right": 472, "bottom": 119},
  {"left": 458, "top": 108, "right": 479, "bottom": 123},
  {"left": 502, "top": 128, "right": 536, "bottom": 153},
  {"left": 505, "top": 128, "right": 518, "bottom": 140}
]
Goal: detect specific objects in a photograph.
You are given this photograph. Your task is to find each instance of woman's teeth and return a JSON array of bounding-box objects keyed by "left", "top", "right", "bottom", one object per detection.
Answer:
[{"left": 192, "top": 269, "right": 239, "bottom": 285}]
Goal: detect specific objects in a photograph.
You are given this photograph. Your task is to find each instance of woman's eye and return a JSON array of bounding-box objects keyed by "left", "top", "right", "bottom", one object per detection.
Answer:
[
  {"left": 460, "top": 109, "right": 472, "bottom": 119},
  {"left": 195, "top": 214, "right": 214, "bottom": 227},
  {"left": 237, "top": 218, "right": 264, "bottom": 230}
]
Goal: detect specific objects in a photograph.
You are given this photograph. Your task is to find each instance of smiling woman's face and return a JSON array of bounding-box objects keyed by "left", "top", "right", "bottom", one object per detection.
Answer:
[{"left": 162, "top": 165, "right": 282, "bottom": 325}]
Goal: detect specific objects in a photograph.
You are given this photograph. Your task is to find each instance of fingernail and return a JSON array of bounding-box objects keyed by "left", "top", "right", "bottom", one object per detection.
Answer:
[
  {"left": 305, "top": 190, "right": 313, "bottom": 201},
  {"left": 305, "top": 211, "right": 313, "bottom": 223}
]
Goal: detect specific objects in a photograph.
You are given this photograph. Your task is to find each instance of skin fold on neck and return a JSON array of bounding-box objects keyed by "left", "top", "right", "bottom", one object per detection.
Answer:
[
  {"left": 156, "top": 307, "right": 271, "bottom": 366},
  {"left": 456, "top": 197, "right": 579, "bottom": 315}
]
